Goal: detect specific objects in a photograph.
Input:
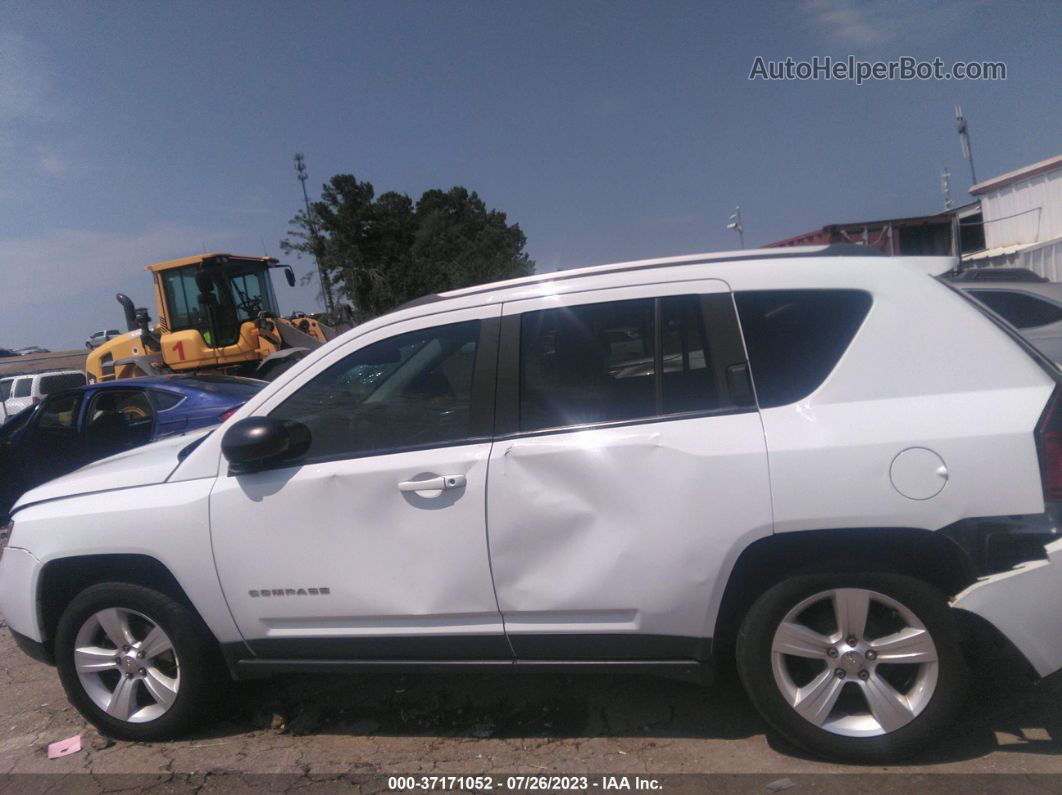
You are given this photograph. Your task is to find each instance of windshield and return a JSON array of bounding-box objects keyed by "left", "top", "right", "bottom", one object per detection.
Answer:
[{"left": 160, "top": 262, "right": 281, "bottom": 347}]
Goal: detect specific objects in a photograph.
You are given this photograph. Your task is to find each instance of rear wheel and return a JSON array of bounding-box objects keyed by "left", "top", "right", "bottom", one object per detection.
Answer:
[
  {"left": 737, "top": 572, "right": 968, "bottom": 762},
  {"left": 55, "top": 583, "right": 220, "bottom": 740}
]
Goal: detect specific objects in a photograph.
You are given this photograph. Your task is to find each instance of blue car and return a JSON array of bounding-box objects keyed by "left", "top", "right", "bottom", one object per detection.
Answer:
[{"left": 0, "top": 375, "right": 264, "bottom": 521}]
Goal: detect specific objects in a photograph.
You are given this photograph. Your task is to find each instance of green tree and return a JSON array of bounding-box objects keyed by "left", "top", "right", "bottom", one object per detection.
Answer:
[{"left": 282, "top": 175, "right": 534, "bottom": 323}]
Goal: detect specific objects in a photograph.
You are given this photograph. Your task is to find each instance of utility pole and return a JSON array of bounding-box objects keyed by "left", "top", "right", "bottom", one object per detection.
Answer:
[
  {"left": 727, "top": 206, "right": 745, "bottom": 249},
  {"left": 954, "top": 105, "right": 978, "bottom": 187},
  {"left": 293, "top": 153, "right": 335, "bottom": 316}
]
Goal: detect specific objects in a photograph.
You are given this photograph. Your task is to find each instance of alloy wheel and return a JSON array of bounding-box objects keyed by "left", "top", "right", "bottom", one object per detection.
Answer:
[
  {"left": 73, "top": 607, "right": 181, "bottom": 723},
  {"left": 770, "top": 587, "right": 939, "bottom": 737}
]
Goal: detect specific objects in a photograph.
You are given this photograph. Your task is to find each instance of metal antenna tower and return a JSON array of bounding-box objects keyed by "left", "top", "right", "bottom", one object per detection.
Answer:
[
  {"left": 294, "top": 153, "right": 335, "bottom": 316},
  {"left": 727, "top": 206, "right": 745, "bottom": 249},
  {"left": 954, "top": 106, "right": 978, "bottom": 187}
]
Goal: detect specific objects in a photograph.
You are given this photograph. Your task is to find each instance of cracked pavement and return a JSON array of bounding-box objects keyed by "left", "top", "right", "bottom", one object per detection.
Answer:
[{"left": 1, "top": 615, "right": 1060, "bottom": 791}]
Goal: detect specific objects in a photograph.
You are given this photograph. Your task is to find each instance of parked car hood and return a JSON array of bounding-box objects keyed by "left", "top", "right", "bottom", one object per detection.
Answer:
[{"left": 12, "top": 428, "right": 212, "bottom": 515}]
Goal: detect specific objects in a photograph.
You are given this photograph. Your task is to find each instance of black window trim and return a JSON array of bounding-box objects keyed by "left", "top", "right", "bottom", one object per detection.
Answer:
[{"left": 494, "top": 290, "right": 756, "bottom": 439}]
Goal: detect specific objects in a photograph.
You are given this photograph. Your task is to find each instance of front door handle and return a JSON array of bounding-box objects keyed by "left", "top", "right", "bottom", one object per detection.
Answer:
[{"left": 397, "top": 474, "right": 466, "bottom": 493}]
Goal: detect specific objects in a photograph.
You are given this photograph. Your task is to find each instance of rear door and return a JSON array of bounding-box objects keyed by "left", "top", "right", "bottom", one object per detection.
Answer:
[
  {"left": 82, "top": 389, "right": 157, "bottom": 459},
  {"left": 486, "top": 280, "right": 773, "bottom": 660}
]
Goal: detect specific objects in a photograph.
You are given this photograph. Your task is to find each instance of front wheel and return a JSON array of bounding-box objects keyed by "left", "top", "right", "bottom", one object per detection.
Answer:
[
  {"left": 737, "top": 573, "right": 968, "bottom": 762},
  {"left": 55, "top": 583, "right": 220, "bottom": 741}
]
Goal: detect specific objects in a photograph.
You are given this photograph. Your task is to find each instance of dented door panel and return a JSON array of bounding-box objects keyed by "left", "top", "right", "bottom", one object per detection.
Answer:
[{"left": 487, "top": 413, "right": 772, "bottom": 655}]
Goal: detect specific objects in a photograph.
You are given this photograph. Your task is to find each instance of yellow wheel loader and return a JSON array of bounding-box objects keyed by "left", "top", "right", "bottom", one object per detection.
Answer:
[{"left": 86, "top": 253, "right": 336, "bottom": 382}]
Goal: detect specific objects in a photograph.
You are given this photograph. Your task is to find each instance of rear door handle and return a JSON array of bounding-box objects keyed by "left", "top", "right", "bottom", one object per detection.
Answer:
[{"left": 397, "top": 474, "right": 466, "bottom": 493}]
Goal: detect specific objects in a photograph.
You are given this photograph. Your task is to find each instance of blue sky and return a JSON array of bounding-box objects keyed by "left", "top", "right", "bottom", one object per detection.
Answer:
[{"left": 1, "top": 0, "right": 1059, "bottom": 350}]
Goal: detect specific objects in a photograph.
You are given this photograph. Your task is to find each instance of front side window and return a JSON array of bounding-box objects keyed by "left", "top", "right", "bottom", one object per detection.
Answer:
[
  {"left": 13, "top": 379, "right": 31, "bottom": 398},
  {"left": 969, "top": 290, "right": 1062, "bottom": 330},
  {"left": 0, "top": 380, "right": 11, "bottom": 401},
  {"left": 37, "top": 393, "right": 81, "bottom": 431},
  {"left": 735, "top": 289, "right": 872, "bottom": 408},
  {"left": 270, "top": 320, "right": 482, "bottom": 461}
]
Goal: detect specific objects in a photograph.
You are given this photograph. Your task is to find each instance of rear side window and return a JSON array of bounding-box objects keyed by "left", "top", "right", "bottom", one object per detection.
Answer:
[
  {"left": 735, "top": 290, "right": 872, "bottom": 409},
  {"left": 520, "top": 299, "right": 656, "bottom": 430},
  {"left": 39, "top": 373, "right": 86, "bottom": 395},
  {"left": 518, "top": 295, "right": 727, "bottom": 432},
  {"left": 968, "top": 290, "right": 1062, "bottom": 330},
  {"left": 149, "top": 390, "right": 185, "bottom": 411},
  {"left": 0, "top": 380, "right": 11, "bottom": 401},
  {"left": 13, "top": 379, "right": 31, "bottom": 398}
]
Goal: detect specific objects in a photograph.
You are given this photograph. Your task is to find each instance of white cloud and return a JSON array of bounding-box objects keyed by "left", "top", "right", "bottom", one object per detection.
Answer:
[
  {"left": 801, "top": 0, "right": 886, "bottom": 47},
  {"left": 800, "top": 0, "right": 981, "bottom": 50},
  {"left": 37, "top": 148, "right": 67, "bottom": 177}
]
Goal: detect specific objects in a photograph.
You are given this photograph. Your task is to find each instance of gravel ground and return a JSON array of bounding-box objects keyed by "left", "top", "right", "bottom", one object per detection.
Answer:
[{"left": 1, "top": 616, "right": 1060, "bottom": 791}]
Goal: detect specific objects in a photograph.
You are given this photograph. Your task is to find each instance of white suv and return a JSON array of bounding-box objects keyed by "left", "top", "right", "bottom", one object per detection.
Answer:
[
  {"left": 3, "top": 246, "right": 1061, "bottom": 761},
  {"left": 1, "top": 369, "right": 87, "bottom": 418}
]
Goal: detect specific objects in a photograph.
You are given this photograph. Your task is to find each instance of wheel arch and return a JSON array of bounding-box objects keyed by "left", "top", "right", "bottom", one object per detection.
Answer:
[
  {"left": 37, "top": 553, "right": 199, "bottom": 652},
  {"left": 713, "top": 527, "right": 978, "bottom": 650}
]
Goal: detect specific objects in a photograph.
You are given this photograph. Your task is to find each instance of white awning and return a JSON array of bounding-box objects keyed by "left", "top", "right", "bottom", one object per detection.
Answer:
[{"left": 962, "top": 241, "right": 1042, "bottom": 262}]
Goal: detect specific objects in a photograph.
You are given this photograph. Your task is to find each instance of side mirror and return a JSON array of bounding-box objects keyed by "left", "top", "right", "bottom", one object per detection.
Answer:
[
  {"left": 284, "top": 267, "right": 296, "bottom": 287},
  {"left": 221, "top": 417, "right": 311, "bottom": 471}
]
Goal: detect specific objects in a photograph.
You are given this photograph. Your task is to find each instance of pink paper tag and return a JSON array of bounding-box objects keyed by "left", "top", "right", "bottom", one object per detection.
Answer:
[{"left": 47, "top": 735, "right": 81, "bottom": 759}]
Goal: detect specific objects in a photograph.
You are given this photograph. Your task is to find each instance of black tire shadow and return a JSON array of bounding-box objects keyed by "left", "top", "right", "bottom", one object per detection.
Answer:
[{"left": 198, "top": 668, "right": 763, "bottom": 743}]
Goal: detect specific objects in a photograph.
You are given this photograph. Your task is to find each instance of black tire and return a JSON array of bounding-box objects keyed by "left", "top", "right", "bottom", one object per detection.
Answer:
[
  {"left": 55, "top": 582, "right": 221, "bottom": 741},
  {"left": 736, "top": 572, "right": 968, "bottom": 762}
]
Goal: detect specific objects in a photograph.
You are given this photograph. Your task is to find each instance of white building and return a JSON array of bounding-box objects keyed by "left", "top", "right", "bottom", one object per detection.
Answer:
[{"left": 963, "top": 154, "right": 1062, "bottom": 278}]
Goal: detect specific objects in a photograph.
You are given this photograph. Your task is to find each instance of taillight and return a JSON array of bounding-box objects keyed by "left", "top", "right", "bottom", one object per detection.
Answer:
[
  {"left": 218, "top": 406, "right": 240, "bottom": 422},
  {"left": 1036, "top": 388, "right": 1062, "bottom": 501}
]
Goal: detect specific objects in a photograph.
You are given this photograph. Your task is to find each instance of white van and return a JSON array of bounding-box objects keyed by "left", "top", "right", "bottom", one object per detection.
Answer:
[
  {"left": 0, "top": 377, "right": 12, "bottom": 423},
  {"left": 1, "top": 370, "right": 88, "bottom": 418}
]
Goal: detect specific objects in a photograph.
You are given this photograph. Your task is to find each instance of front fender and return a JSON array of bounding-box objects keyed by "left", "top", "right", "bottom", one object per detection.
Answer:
[{"left": 6, "top": 478, "right": 241, "bottom": 647}]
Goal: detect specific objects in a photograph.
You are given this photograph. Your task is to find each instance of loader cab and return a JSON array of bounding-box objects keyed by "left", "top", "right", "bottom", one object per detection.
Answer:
[{"left": 154, "top": 255, "right": 284, "bottom": 350}]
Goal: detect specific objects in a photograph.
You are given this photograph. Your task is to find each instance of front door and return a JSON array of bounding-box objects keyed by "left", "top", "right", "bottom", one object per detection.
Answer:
[
  {"left": 210, "top": 305, "right": 509, "bottom": 659},
  {"left": 486, "top": 280, "right": 773, "bottom": 660}
]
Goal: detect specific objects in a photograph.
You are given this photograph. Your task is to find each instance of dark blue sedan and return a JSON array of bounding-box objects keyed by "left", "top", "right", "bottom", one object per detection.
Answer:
[{"left": 0, "top": 375, "right": 264, "bottom": 521}]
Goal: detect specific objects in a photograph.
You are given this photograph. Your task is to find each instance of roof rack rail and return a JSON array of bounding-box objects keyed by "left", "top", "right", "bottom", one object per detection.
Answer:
[{"left": 390, "top": 244, "right": 886, "bottom": 314}]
